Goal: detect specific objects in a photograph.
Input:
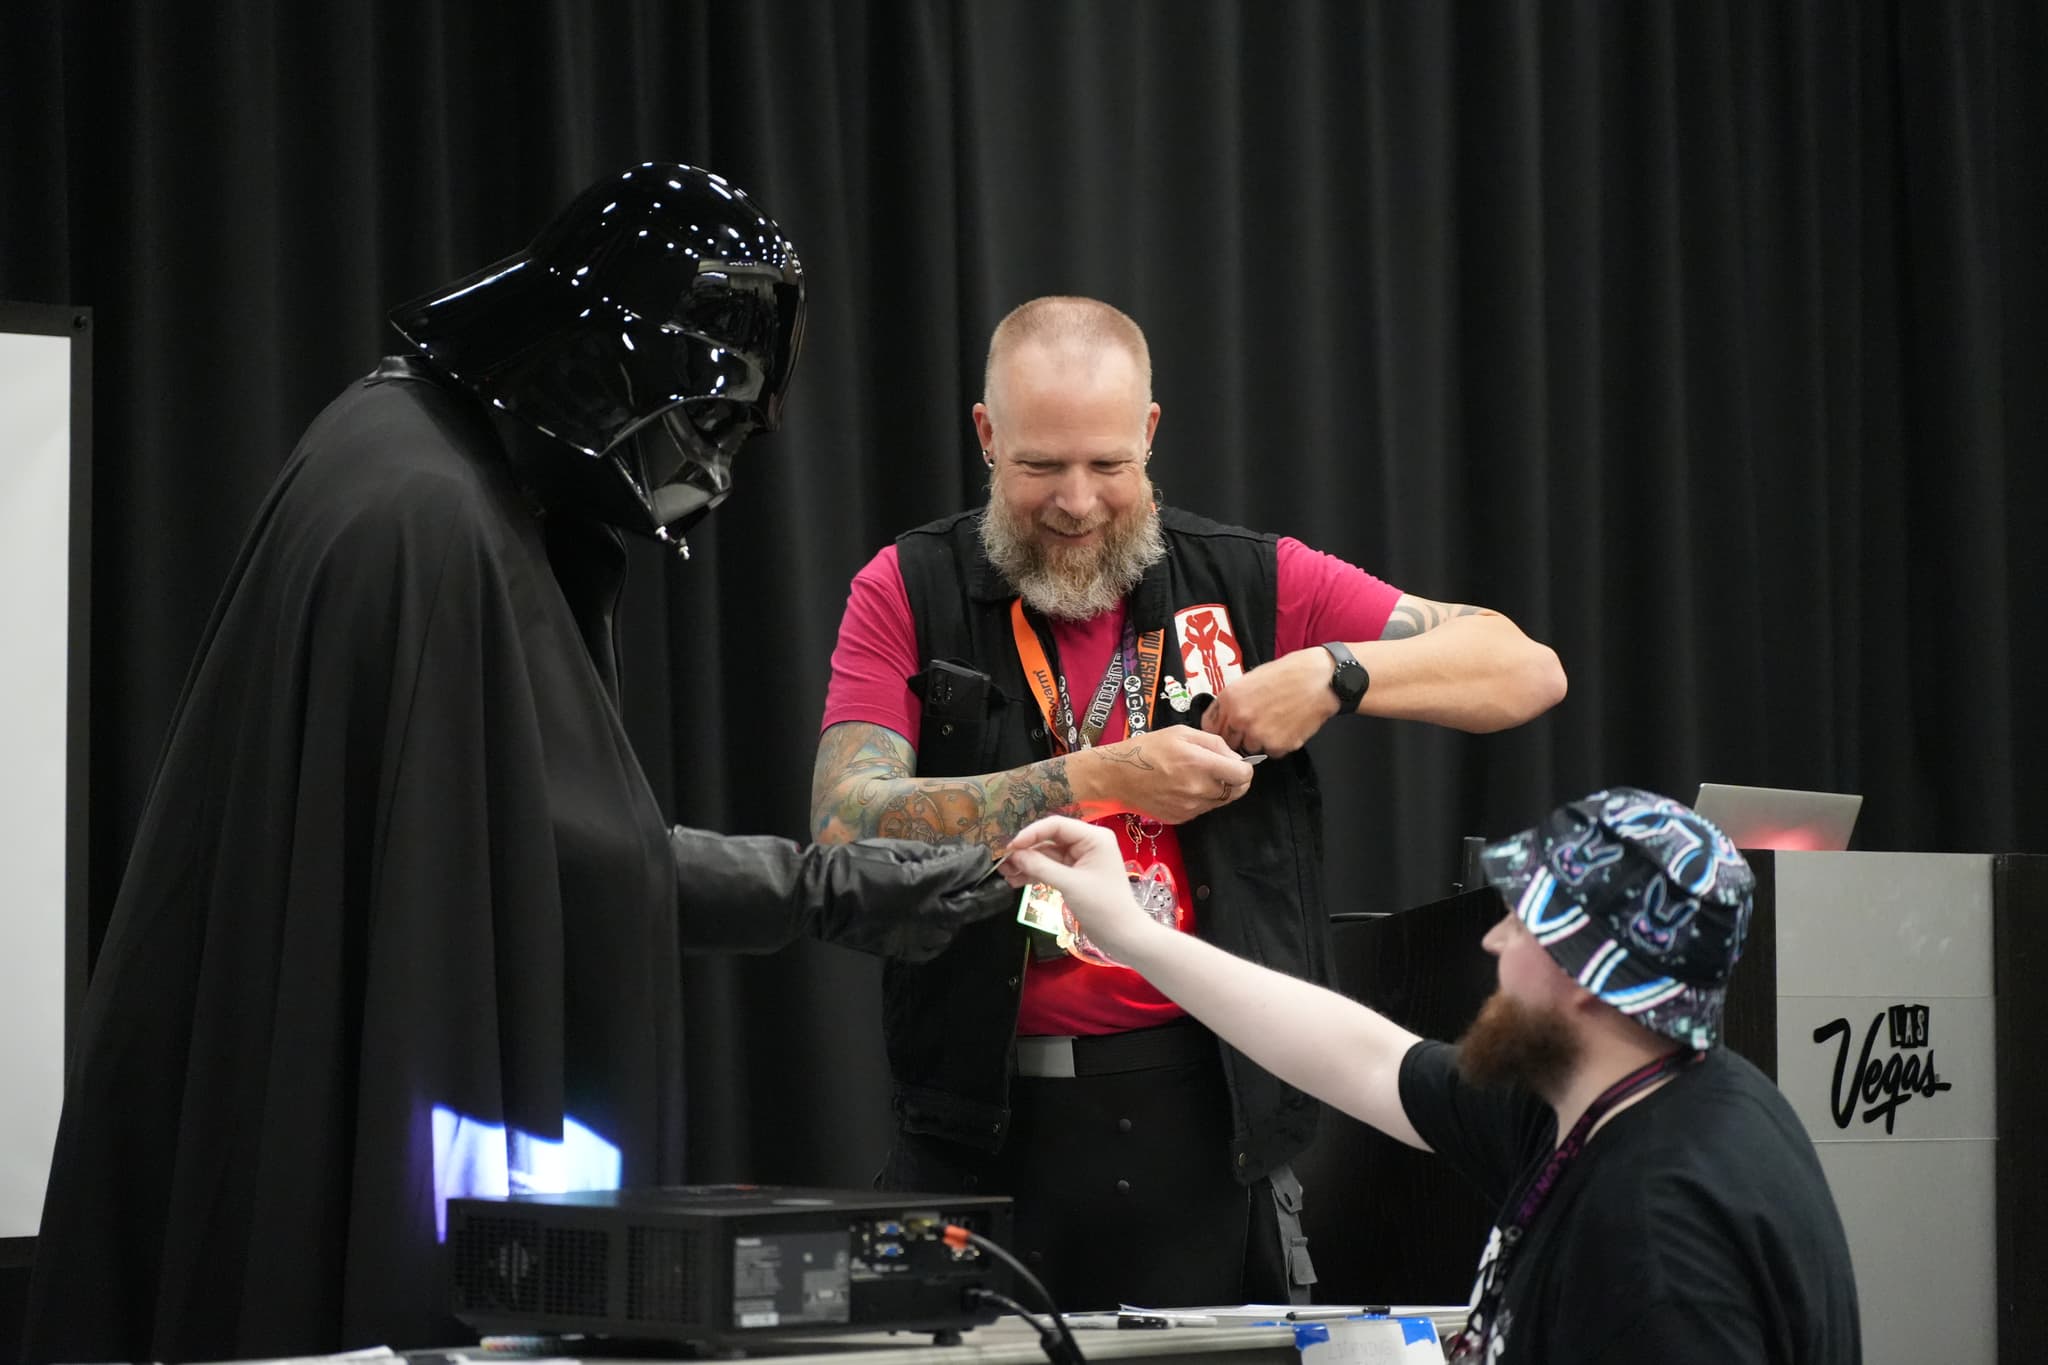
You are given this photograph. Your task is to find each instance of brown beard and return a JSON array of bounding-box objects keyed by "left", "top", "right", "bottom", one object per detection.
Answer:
[
  {"left": 978, "top": 478, "right": 1167, "bottom": 620},
  {"left": 1455, "top": 991, "right": 1581, "bottom": 1097}
]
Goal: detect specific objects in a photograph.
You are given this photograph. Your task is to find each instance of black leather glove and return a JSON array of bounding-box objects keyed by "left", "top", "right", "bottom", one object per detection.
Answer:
[{"left": 667, "top": 827, "right": 1015, "bottom": 962}]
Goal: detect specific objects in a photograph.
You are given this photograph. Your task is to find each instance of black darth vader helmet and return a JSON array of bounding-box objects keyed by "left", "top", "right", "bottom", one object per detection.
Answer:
[{"left": 390, "top": 162, "right": 805, "bottom": 547}]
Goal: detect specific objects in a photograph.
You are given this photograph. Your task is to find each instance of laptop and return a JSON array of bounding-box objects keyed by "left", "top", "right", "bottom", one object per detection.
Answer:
[{"left": 1693, "top": 783, "right": 1863, "bottom": 851}]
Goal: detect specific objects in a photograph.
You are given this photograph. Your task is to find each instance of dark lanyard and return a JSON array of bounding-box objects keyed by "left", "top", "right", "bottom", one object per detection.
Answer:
[
  {"left": 1446, "top": 1048, "right": 1702, "bottom": 1360},
  {"left": 1009, "top": 599, "right": 1163, "bottom": 753}
]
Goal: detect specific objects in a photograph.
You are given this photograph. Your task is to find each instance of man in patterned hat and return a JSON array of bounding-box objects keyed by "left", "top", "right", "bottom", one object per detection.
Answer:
[{"left": 993, "top": 787, "right": 1861, "bottom": 1363}]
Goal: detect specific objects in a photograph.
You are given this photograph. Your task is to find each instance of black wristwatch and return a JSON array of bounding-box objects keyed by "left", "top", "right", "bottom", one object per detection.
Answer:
[{"left": 1319, "top": 641, "right": 1369, "bottom": 713}]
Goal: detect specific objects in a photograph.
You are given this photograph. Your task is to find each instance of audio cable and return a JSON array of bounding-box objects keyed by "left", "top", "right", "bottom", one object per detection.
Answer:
[{"left": 949, "top": 1224, "right": 1086, "bottom": 1364}]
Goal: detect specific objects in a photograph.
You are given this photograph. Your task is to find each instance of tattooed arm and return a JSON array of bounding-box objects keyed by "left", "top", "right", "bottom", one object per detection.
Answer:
[
  {"left": 1348, "top": 593, "right": 1566, "bottom": 732},
  {"left": 810, "top": 721, "right": 1079, "bottom": 849},
  {"left": 1201, "top": 592, "right": 1566, "bottom": 754},
  {"left": 809, "top": 721, "right": 1256, "bottom": 849}
]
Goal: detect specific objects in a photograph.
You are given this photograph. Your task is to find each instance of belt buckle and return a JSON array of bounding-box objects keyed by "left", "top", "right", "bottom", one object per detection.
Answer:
[{"left": 1015, "top": 1035, "right": 1077, "bottom": 1079}]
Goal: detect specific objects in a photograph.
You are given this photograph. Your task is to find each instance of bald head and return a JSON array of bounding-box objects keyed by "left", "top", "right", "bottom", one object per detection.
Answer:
[
  {"left": 971, "top": 297, "right": 1165, "bottom": 619},
  {"left": 982, "top": 296, "right": 1153, "bottom": 419}
]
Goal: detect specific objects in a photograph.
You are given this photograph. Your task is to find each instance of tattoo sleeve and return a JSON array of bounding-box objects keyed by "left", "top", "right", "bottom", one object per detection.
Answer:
[
  {"left": 1380, "top": 598, "right": 1482, "bottom": 641},
  {"left": 810, "top": 721, "right": 1079, "bottom": 850}
]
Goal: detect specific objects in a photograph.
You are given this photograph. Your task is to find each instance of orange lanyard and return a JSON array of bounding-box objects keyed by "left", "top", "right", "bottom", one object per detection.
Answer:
[{"left": 1008, "top": 598, "right": 1164, "bottom": 754}]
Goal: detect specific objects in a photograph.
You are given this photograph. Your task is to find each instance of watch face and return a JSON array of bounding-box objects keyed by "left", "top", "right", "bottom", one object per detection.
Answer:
[
  {"left": 1330, "top": 659, "right": 1366, "bottom": 705},
  {"left": 1321, "top": 642, "right": 1366, "bottom": 707}
]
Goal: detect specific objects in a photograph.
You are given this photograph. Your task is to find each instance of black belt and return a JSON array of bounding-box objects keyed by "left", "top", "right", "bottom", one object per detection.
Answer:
[{"left": 1014, "top": 1018, "right": 1214, "bottom": 1078}]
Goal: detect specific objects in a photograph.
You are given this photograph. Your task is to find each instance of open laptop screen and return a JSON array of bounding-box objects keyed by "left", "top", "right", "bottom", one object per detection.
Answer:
[{"left": 1694, "top": 783, "right": 1863, "bottom": 852}]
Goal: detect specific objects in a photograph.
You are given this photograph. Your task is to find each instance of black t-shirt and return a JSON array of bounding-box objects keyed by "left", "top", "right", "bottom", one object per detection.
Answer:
[{"left": 1398, "top": 1040, "right": 1860, "bottom": 1364}]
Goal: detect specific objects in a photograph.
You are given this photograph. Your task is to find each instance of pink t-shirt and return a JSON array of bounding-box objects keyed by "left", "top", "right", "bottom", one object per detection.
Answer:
[{"left": 822, "top": 536, "right": 1402, "bottom": 1035}]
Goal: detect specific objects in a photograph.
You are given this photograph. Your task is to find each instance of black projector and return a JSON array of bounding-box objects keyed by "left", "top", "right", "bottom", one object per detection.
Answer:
[{"left": 447, "top": 1185, "right": 1014, "bottom": 1346}]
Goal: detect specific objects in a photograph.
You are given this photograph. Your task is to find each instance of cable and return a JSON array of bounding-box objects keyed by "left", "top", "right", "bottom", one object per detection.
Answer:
[
  {"left": 945, "top": 1224, "right": 1059, "bottom": 1317},
  {"left": 963, "top": 1287, "right": 1085, "bottom": 1365},
  {"left": 948, "top": 1225, "right": 1086, "bottom": 1364},
  {"left": 963, "top": 1286, "right": 1049, "bottom": 1334}
]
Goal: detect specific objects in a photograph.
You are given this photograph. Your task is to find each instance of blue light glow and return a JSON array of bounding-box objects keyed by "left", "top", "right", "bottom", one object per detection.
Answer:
[{"left": 430, "top": 1105, "right": 622, "bottom": 1241}]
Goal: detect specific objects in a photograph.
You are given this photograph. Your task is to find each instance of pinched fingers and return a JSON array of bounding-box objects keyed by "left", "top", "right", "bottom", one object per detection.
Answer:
[{"left": 1002, "top": 814, "right": 1120, "bottom": 876}]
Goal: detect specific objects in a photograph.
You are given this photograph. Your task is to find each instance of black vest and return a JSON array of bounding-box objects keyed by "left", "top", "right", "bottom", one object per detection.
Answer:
[{"left": 884, "top": 506, "right": 1328, "bottom": 1183}]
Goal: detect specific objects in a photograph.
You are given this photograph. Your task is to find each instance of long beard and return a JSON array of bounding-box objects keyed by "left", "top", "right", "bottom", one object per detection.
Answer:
[
  {"left": 1455, "top": 992, "right": 1581, "bottom": 1097},
  {"left": 978, "top": 482, "right": 1167, "bottom": 621}
]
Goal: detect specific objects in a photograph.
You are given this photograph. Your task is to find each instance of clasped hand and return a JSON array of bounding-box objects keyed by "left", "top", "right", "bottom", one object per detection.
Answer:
[
  {"left": 1099, "top": 725, "right": 1256, "bottom": 823},
  {"left": 1198, "top": 648, "right": 1342, "bottom": 757}
]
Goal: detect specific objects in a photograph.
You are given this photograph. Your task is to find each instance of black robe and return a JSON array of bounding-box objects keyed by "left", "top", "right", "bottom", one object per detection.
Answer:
[{"left": 25, "top": 361, "right": 696, "bottom": 1360}]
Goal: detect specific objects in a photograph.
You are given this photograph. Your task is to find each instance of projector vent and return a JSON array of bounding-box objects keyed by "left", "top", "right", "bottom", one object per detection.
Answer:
[
  {"left": 626, "top": 1224, "right": 705, "bottom": 1324},
  {"left": 541, "top": 1226, "right": 611, "bottom": 1318},
  {"left": 451, "top": 1215, "right": 541, "bottom": 1313}
]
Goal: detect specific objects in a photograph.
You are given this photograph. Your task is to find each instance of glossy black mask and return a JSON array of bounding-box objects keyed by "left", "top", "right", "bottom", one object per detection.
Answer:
[{"left": 390, "top": 163, "right": 805, "bottom": 548}]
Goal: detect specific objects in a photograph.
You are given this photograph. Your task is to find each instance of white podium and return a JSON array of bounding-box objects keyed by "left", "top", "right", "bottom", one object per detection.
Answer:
[{"left": 1740, "top": 851, "right": 2046, "bottom": 1365}]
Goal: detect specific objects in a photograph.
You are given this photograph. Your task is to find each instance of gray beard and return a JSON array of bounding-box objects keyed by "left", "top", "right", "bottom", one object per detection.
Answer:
[{"left": 978, "top": 491, "right": 1167, "bottom": 621}]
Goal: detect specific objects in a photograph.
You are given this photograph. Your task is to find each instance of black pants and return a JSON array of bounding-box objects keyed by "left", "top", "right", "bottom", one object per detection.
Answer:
[{"left": 878, "top": 1020, "right": 1307, "bottom": 1312}]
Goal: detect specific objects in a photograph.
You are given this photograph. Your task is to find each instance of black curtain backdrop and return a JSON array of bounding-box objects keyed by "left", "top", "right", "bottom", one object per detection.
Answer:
[{"left": 3, "top": 0, "right": 2042, "bottom": 1199}]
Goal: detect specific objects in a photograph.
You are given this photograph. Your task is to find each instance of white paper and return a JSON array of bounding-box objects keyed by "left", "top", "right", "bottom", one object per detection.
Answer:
[{"left": 0, "top": 328, "right": 73, "bottom": 1240}]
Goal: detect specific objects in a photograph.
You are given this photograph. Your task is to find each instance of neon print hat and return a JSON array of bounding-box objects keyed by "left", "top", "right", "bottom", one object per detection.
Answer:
[{"left": 1478, "top": 788, "right": 1755, "bottom": 1051}]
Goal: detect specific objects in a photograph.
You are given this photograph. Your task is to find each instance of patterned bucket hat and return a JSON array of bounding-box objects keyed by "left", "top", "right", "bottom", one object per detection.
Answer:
[{"left": 1478, "top": 788, "right": 1755, "bottom": 1050}]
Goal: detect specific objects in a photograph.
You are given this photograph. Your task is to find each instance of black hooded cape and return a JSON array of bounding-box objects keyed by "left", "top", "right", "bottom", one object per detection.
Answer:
[{"left": 25, "top": 360, "right": 692, "bottom": 1360}]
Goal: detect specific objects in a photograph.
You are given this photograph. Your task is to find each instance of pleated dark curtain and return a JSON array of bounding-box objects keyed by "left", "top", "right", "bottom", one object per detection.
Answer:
[{"left": 2, "top": 0, "right": 2041, "bottom": 1192}]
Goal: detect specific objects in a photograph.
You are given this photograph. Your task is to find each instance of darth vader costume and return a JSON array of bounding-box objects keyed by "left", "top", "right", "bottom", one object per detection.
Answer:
[{"left": 23, "top": 165, "right": 1003, "bottom": 1363}]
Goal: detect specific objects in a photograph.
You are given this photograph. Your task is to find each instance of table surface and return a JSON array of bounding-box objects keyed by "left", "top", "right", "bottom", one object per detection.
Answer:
[
  {"left": 693, "top": 1318, "right": 1302, "bottom": 1360},
  {"left": 414, "top": 1310, "right": 1465, "bottom": 1363}
]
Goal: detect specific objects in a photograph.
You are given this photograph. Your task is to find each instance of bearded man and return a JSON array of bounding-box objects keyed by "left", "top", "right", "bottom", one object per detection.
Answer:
[
  {"left": 809, "top": 295, "right": 1566, "bottom": 1310},
  {"left": 992, "top": 790, "right": 1861, "bottom": 1362}
]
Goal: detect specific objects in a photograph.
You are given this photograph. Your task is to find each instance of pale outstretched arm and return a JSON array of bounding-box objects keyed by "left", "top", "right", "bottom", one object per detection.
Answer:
[{"left": 1000, "top": 815, "right": 1431, "bottom": 1150}]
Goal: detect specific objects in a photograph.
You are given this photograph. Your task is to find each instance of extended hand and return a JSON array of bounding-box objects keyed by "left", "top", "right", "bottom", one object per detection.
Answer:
[
  {"left": 804, "top": 839, "right": 1017, "bottom": 961},
  {"left": 1001, "top": 816, "right": 1160, "bottom": 962},
  {"left": 1200, "top": 648, "right": 1342, "bottom": 756},
  {"left": 1090, "top": 726, "right": 1256, "bottom": 824},
  {"left": 668, "top": 827, "right": 1013, "bottom": 962}
]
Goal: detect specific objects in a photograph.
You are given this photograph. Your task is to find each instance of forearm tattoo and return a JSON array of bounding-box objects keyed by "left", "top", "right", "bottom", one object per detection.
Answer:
[
  {"left": 811, "top": 721, "right": 1077, "bottom": 849},
  {"left": 1381, "top": 599, "right": 1481, "bottom": 641},
  {"left": 1090, "top": 737, "right": 1158, "bottom": 770}
]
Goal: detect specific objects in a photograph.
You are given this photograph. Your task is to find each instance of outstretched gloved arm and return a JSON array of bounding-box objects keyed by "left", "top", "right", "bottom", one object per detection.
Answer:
[{"left": 667, "top": 826, "right": 1013, "bottom": 962}]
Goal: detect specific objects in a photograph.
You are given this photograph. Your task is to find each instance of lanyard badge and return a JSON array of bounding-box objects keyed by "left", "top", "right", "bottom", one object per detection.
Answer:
[{"left": 1007, "top": 600, "right": 1175, "bottom": 964}]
